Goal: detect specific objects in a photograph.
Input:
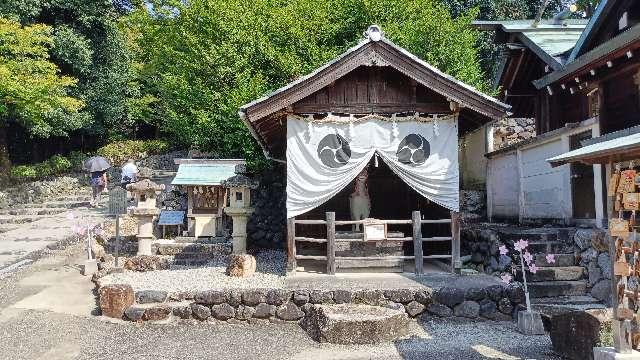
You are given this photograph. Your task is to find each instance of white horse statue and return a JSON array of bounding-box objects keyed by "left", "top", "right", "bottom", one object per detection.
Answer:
[{"left": 349, "top": 168, "right": 371, "bottom": 231}]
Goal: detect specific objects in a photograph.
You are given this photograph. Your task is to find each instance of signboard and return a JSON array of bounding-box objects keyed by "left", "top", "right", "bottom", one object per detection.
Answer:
[
  {"left": 108, "top": 188, "right": 127, "bottom": 215},
  {"left": 158, "top": 210, "right": 185, "bottom": 226},
  {"left": 363, "top": 219, "right": 387, "bottom": 241}
]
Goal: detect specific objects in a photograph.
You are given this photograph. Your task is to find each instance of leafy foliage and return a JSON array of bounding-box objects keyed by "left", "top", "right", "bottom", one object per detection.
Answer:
[
  {"left": 9, "top": 152, "right": 85, "bottom": 180},
  {"left": 96, "top": 139, "right": 171, "bottom": 166},
  {"left": 124, "top": 0, "right": 492, "bottom": 161},
  {"left": 0, "top": 18, "right": 83, "bottom": 137}
]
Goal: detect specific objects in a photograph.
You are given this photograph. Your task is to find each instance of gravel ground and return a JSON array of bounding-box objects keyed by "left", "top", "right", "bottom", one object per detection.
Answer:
[
  {"left": 0, "top": 310, "right": 561, "bottom": 360},
  {"left": 99, "top": 249, "right": 287, "bottom": 292}
]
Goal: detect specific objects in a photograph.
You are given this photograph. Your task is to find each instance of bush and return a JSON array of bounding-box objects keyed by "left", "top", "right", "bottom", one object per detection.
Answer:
[
  {"left": 96, "top": 139, "right": 171, "bottom": 166},
  {"left": 10, "top": 154, "right": 77, "bottom": 180}
]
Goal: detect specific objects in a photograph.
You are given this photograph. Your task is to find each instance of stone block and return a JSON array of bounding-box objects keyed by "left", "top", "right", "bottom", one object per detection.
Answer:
[
  {"left": 293, "top": 290, "right": 310, "bottom": 306},
  {"left": 426, "top": 303, "right": 453, "bottom": 317},
  {"left": 226, "top": 289, "right": 242, "bottom": 306},
  {"left": 267, "top": 289, "right": 292, "bottom": 305},
  {"left": 333, "top": 290, "right": 353, "bottom": 304},
  {"left": 226, "top": 254, "right": 256, "bottom": 277},
  {"left": 384, "top": 289, "right": 414, "bottom": 303},
  {"left": 310, "top": 290, "right": 333, "bottom": 304},
  {"left": 99, "top": 284, "right": 134, "bottom": 319},
  {"left": 454, "top": 301, "right": 480, "bottom": 318},
  {"left": 497, "top": 298, "right": 513, "bottom": 315},
  {"left": 143, "top": 305, "right": 171, "bottom": 321},
  {"left": 236, "top": 305, "right": 256, "bottom": 320},
  {"left": 465, "top": 288, "right": 486, "bottom": 302},
  {"left": 354, "top": 290, "right": 386, "bottom": 306},
  {"left": 478, "top": 299, "right": 497, "bottom": 318},
  {"left": 414, "top": 289, "right": 433, "bottom": 305},
  {"left": 594, "top": 348, "right": 640, "bottom": 360},
  {"left": 404, "top": 301, "right": 425, "bottom": 317},
  {"left": 598, "top": 253, "right": 612, "bottom": 280},
  {"left": 591, "top": 280, "right": 612, "bottom": 304},
  {"left": 548, "top": 309, "right": 610, "bottom": 360},
  {"left": 212, "top": 303, "right": 236, "bottom": 320},
  {"left": 190, "top": 303, "right": 211, "bottom": 320},
  {"left": 517, "top": 311, "right": 545, "bottom": 335},
  {"left": 300, "top": 304, "right": 409, "bottom": 344},
  {"left": 436, "top": 287, "right": 465, "bottom": 308},
  {"left": 243, "top": 289, "right": 267, "bottom": 306},
  {"left": 486, "top": 285, "right": 504, "bottom": 302},
  {"left": 276, "top": 302, "right": 304, "bottom": 321},
  {"left": 136, "top": 290, "right": 168, "bottom": 304},
  {"left": 123, "top": 255, "right": 169, "bottom": 272},
  {"left": 172, "top": 305, "right": 192, "bottom": 319},
  {"left": 195, "top": 290, "right": 225, "bottom": 305},
  {"left": 254, "top": 303, "right": 276, "bottom": 318},
  {"left": 125, "top": 306, "right": 145, "bottom": 321}
]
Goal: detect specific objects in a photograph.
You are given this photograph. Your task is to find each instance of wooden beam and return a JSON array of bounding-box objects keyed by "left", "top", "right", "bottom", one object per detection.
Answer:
[
  {"left": 292, "top": 102, "right": 451, "bottom": 114},
  {"left": 326, "top": 212, "right": 336, "bottom": 275},
  {"left": 287, "top": 218, "right": 296, "bottom": 272},
  {"left": 451, "top": 211, "right": 461, "bottom": 273},
  {"left": 412, "top": 211, "right": 424, "bottom": 275}
]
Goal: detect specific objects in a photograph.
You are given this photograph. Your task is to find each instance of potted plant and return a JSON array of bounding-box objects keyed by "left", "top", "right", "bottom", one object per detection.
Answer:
[{"left": 499, "top": 239, "right": 554, "bottom": 335}]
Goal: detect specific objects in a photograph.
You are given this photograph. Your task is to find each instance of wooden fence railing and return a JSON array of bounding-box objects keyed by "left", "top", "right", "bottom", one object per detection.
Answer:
[{"left": 286, "top": 210, "right": 461, "bottom": 275}]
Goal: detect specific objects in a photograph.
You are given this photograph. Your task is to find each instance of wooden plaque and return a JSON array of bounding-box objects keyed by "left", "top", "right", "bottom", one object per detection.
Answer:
[
  {"left": 363, "top": 220, "right": 387, "bottom": 241},
  {"left": 615, "top": 261, "right": 632, "bottom": 276},
  {"left": 609, "top": 173, "right": 620, "bottom": 196},
  {"left": 624, "top": 193, "right": 640, "bottom": 210},
  {"left": 108, "top": 188, "right": 127, "bottom": 215},
  {"left": 618, "top": 170, "right": 637, "bottom": 193},
  {"left": 610, "top": 218, "right": 630, "bottom": 238}
]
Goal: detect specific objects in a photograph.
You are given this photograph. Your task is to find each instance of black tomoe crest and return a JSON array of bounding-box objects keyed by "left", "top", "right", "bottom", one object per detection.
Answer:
[
  {"left": 317, "top": 134, "right": 351, "bottom": 168},
  {"left": 397, "top": 134, "right": 430, "bottom": 166}
]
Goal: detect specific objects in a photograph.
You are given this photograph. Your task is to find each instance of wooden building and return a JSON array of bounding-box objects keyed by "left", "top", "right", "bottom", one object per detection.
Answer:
[
  {"left": 239, "top": 26, "right": 510, "bottom": 274},
  {"left": 478, "top": 0, "right": 640, "bottom": 226}
]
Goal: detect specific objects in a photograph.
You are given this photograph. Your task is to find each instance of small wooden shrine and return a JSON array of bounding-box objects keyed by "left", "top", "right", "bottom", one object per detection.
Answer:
[
  {"left": 171, "top": 159, "right": 245, "bottom": 238},
  {"left": 239, "top": 25, "right": 511, "bottom": 274}
]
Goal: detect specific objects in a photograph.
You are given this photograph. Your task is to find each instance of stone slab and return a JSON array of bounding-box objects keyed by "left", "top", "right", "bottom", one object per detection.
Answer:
[{"left": 594, "top": 348, "right": 640, "bottom": 360}]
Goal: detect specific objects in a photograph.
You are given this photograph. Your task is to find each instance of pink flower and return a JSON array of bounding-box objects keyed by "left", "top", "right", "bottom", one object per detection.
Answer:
[
  {"left": 514, "top": 239, "right": 529, "bottom": 252},
  {"left": 499, "top": 245, "right": 509, "bottom": 256},
  {"left": 501, "top": 274, "right": 513, "bottom": 284},
  {"left": 545, "top": 254, "right": 556, "bottom": 264},
  {"left": 529, "top": 263, "right": 539, "bottom": 274},
  {"left": 523, "top": 251, "right": 533, "bottom": 264}
]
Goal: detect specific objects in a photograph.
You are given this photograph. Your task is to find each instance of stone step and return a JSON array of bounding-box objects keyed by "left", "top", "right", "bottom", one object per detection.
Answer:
[
  {"left": 171, "top": 259, "right": 210, "bottom": 267},
  {"left": 52, "top": 195, "right": 92, "bottom": 202},
  {"left": 521, "top": 266, "right": 585, "bottom": 282},
  {"left": 173, "top": 236, "right": 228, "bottom": 244},
  {"left": 0, "top": 207, "right": 68, "bottom": 216},
  {"left": 335, "top": 258, "right": 404, "bottom": 271},
  {"left": 528, "top": 280, "right": 588, "bottom": 298},
  {"left": 0, "top": 225, "right": 18, "bottom": 233},
  {"left": 20, "top": 200, "right": 91, "bottom": 209},
  {"left": 153, "top": 241, "right": 232, "bottom": 256},
  {"left": 497, "top": 228, "right": 567, "bottom": 243},
  {"left": 172, "top": 252, "right": 226, "bottom": 261},
  {"left": 0, "top": 215, "right": 40, "bottom": 224},
  {"left": 527, "top": 241, "right": 570, "bottom": 254},
  {"left": 534, "top": 253, "right": 576, "bottom": 267},
  {"left": 532, "top": 295, "right": 602, "bottom": 306}
]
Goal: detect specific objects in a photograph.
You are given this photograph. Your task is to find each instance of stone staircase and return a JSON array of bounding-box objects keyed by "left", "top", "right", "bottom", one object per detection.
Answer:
[
  {"left": 0, "top": 191, "right": 99, "bottom": 228},
  {"left": 153, "top": 236, "right": 232, "bottom": 267},
  {"left": 498, "top": 226, "right": 601, "bottom": 307}
]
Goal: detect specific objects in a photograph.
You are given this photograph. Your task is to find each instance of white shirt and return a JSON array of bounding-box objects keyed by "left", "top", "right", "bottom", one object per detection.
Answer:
[{"left": 121, "top": 163, "right": 138, "bottom": 183}]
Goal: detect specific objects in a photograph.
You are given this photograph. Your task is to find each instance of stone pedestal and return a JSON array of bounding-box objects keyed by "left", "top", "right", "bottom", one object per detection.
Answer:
[
  {"left": 132, "top": 208, "right": 159, "bottom": 256},
  {"left": 594, "top": 348, "right": 640, "bottom": 360},
  {"left": 224, "top": 207, "right": 254, "bottom": 254},
  {"left": 82, "top": 259, "right": 98, "bottom": 276},
  {"left": 518, "top": 310, "right": 545, "bottom": 335}
]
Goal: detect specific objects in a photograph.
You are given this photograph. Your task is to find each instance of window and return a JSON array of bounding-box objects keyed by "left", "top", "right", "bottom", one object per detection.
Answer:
[
  {"left": 235, "top": 192, "right": 243, "bottom": 202},
  {"left": 588, "top": 88, "right": 600, "bottom": 118}
]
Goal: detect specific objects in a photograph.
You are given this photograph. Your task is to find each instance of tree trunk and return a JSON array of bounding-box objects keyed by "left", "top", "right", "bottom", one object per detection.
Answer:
[{"left": 0, "top": 123, "right": 11, "bottom": 182}]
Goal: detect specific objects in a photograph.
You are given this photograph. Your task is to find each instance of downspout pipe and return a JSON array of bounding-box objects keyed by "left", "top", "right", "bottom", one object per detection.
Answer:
[{"left": 238, "top": 110, "right": 287, "bottom": 164}]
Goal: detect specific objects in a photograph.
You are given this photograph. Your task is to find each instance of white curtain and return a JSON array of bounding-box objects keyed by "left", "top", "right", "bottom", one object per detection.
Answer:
[{"left": 286, "top": 114, "right": 459, "bottom": 218}]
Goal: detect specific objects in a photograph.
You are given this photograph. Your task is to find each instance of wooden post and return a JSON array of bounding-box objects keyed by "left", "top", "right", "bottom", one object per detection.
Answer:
[
  {"left": 326, "top": 212, "right": 336, "bottom": 275},
  {"left": 287, "top": 217, "right": 297, "bottom": 272},
  {"left": 115, "top": 214, "right": 120, "bottom": 268},
  {"left": 451, "top": 211, "right": 461, "bottom": 274},
  {"left": 412, "top": 211, "right": 423, "bottom": 275}
]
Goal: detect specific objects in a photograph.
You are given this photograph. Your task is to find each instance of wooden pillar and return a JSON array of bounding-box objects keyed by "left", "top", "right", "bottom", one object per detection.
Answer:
[
  {"left": 451, "top": 211, "right": 461, "bottom": 274},
  {"left": 287, "top": 217, "right": 297, "bottom": 272},
  {"left": 326, "top": 212, "right": 336, "bottom": 275},
  {"left": 412, "top": 211, "right": 423, "bottom": 275}
]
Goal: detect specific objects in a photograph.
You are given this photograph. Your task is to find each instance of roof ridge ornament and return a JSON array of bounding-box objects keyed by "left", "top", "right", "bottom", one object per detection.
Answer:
[{"left": 365, "top": 25, "right": 384, "bottom": 42}]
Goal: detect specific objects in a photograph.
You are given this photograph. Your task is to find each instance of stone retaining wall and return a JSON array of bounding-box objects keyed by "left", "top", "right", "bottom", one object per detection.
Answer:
[{"left": 99, "top": 283, "right": 526, "bottom": 324}]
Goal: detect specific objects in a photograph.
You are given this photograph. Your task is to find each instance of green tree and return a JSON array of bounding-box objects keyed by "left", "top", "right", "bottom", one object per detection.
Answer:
[
  {"left": 0, "top": 18, "right": 83, "bottom": 177},
  {"left": 124, "top": 0, "right": 491, "bottom": 163}
]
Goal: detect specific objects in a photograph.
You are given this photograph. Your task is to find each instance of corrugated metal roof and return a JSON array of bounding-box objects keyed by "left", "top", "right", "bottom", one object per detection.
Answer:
[
  {"left": 171, "top": 160, "right": 245, "bottom": 185},
  {"left": 547, "top": 132, "right": 640, "bottom": 166},
  {"left": 473, "top": 19, "right": 588, "bottom": 32},
  {"left": 522, "top": 31, "right": 584, "bottom": 57}
]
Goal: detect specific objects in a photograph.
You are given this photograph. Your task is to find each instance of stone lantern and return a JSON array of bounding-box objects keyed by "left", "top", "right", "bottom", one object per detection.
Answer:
[
  {"left": 222, "top": 165, "right": 258, "bottom": 254},
  {"left": 126, "top": 179, "right": 165, "bottom": 255}
]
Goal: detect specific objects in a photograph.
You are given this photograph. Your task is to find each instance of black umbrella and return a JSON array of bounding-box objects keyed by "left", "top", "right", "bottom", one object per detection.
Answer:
[{"left": 83, "top": 156, "right": 111, "bottom": 173}]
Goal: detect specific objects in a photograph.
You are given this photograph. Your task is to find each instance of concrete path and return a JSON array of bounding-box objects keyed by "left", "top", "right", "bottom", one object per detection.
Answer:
[{"left": 0, "top": 204, "right": 108, "bottom": 271}]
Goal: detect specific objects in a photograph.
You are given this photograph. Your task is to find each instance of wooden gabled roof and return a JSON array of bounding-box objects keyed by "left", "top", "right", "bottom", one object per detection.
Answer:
[{"left": 238, "top": 26, "right": 510, "bottom": 157}]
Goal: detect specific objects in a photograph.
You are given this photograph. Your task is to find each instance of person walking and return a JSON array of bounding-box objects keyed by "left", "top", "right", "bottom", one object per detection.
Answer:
[
  {"left": 83, "top": 156, "right": 111, "bottom": 208},
  {"left": 121, "top": 159, "right": 138, "bottom": 189},
  {"left": 90, "top": 170, "right": 108, "bottom": 207}
]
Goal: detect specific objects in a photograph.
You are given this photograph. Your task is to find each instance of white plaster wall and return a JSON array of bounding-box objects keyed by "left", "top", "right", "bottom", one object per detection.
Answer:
[
  {"left": 459, "top": 125, "right": 488, "bottom": 190},
  {"left": 487, "top": 151, "right": 519, "bottom": 219}
]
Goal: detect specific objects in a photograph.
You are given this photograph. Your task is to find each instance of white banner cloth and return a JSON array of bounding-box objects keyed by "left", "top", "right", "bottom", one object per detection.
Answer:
[{"left": 286, "top": 114, "right": 459, "bottom": 218}]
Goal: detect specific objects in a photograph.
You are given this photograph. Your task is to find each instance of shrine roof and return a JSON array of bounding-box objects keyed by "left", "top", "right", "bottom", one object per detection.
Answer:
[
  {"left": 547, "top": 127, "right": 640, "bottom": 167},
  {"left": 171, "top": 159, "right": 245, "bottom": 186}
]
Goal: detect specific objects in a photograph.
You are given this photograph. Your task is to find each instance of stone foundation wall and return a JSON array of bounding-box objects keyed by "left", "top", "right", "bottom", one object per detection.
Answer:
[
  {"left": 247, "top": 165, "right": 286, "bottom": 249},
  {"left": 0, "top": 175, "right": 85, "bottom": 208},
  {"left": 98, "top": 283, "right": 526, "bottom": 323},
  {"left": 493, "top": 118, "right": 536, "bottom": 151}
]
